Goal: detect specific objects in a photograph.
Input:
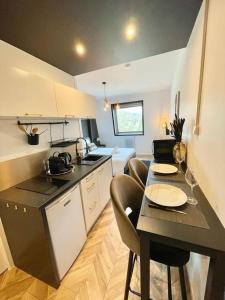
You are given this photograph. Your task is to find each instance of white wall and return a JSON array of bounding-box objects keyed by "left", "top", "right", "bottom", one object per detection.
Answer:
[
  {"left": 0, "top": 118, "right": 81, "bottom": 161},
  {"left": 0, "top": 40, "right": 75, "bottom": 88},
  {"left": 96, "top": 88, "right": 171, "bottom": 155},
  {"left": 171, "top": 1, "right": 225, "bottom": 299}
]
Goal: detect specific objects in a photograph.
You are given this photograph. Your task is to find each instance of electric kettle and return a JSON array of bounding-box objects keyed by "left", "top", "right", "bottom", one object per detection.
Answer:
[
  {"left": 48, "top": 152, "right": 67, "bottom": 174},
  {"left": 58, "top": 152, "right": 72, "bottom": 167}
]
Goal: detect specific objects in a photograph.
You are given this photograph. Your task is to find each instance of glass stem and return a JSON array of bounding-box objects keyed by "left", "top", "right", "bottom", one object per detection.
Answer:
[
  {"left": 191, "top": 185, "right": 194, "bottom": 198},
  {"left": 178, "top": 162, "right": 182, "bottom": 173}
]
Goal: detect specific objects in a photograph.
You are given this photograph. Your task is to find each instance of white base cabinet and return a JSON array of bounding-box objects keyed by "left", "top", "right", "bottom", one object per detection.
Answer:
[
  {"left": 96, "top": 159, "right": 113, "bottom": 210},
  {"left": 80, "top": 159, "right": 113, "bottom": 232}
]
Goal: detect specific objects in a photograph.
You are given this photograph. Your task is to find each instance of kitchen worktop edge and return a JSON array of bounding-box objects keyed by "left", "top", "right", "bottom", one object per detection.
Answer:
[{"left": 0, "top": 155, "right": 112, "bottom": 209}]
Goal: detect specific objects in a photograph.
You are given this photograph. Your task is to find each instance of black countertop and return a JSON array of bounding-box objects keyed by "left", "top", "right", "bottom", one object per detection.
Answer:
[{"left": 0, "top": 155, "right": 112, "bottom": 210}]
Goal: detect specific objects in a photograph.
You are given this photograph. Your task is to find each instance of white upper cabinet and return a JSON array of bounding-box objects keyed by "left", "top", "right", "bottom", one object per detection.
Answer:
[
  {"left": 25, "top": 74, "right": 57, "bottom": 117},
  {"left": 0, "top": 65, "right": 96, "bottom": 118},
  {"left": 54, "top": 82, "right": 79, "bottom": 118},
  {"left": 77, "top": 92, "right": 97, "bottom": 119},
  {"left": 0, "top": 66, "right": 29, "bottom": 117},
  {"left": 0, "top": 65, "right": 57, "bottom": 117},
  {"left": 54, "top": 82, "right": 96, "bottom": 119}
]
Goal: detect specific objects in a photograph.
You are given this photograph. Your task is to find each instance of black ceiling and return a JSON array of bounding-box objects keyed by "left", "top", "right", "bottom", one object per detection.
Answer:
[{"left": 0, "top": 0, "right": 202, "bottom": 76}]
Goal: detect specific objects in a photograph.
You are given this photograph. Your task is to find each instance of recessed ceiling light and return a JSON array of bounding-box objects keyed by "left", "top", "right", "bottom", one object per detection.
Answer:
[
  {"left": 125, "top": 21, "right": 137, "bottom": 41},
  {"left": 75, "top": 42, "right": 86, "bottom": 57}
]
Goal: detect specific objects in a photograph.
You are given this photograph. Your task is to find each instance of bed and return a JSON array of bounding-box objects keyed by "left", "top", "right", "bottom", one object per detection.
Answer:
[{"left": 89, "top": 147, "right": 136, "bottom": 175}]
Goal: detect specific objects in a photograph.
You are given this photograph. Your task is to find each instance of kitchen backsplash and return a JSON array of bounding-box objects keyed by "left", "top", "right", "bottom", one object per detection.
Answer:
[{"left": 0, "top": 149, "right": 49, "bottom": 191}]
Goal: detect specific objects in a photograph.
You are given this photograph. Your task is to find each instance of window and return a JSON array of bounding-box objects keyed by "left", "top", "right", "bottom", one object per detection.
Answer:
[{"left": 111, "top": 100, "right": 144, "bottom": 136}]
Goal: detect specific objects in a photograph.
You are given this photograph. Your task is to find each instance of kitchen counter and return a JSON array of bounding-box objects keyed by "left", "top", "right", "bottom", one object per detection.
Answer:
[{"left": 0, "top": 155, "right": 112, "bottom": 209}]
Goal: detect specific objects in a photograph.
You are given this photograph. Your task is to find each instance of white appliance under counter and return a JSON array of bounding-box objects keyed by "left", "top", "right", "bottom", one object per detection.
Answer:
[{"left": 45, "top": 184, "right": 86, "bottom": 280}]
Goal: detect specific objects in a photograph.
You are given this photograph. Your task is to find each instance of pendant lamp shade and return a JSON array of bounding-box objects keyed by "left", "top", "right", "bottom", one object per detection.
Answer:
[{"left": 102, "top": 82, "right": 110, "bottom": 112}]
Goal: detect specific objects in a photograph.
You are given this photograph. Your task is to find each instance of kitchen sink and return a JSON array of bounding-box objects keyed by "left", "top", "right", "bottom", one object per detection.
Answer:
[
  {"left": 82, "top": 154, "right": 103, "bottom": 162},
  {"left": 73, "top": 154, "right": 104, "bottom": 165}
]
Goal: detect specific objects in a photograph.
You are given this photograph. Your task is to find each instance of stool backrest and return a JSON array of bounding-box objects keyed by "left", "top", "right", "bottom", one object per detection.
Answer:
[
  {"left": 110, "top": 174, "right": 143, "bottom": 255},
  {"left": 128, "top": 158, "right": 148, "bottom": 190}
]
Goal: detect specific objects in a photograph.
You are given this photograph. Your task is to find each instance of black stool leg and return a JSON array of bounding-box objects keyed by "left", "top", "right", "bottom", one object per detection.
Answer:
[
  {"left": 124, "top": 250, "right": 134, "bottom": 300},
  {"left": 179, "top": 266, "right": 187, "bottom": 300},
  {"left": 167, "top": 266, "right": 172, "bottom": 300}
]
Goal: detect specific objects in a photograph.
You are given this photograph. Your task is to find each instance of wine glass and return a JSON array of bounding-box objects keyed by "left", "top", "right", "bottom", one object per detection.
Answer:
[
  {"left": 185, "top": 168, "right": 198, "bottom": 205},
  {"left": 174, "top": 143, "right": 186, "bottom": 173}
]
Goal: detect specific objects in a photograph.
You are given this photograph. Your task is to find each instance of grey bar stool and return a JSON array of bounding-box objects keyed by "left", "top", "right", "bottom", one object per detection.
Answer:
[
  {"left": 128, "top": 158, "right": 149, "bottom": 189},
  {"left": 110, "top": 174, "right": 189, "bottom": 300}
]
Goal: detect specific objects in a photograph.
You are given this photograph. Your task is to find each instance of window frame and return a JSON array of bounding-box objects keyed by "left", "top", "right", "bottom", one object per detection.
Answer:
[{"left": 111, "top": 100, "right": 144, "bottom": 136}]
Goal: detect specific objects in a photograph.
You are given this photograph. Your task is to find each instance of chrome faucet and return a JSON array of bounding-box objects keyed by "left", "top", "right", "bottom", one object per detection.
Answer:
[{"left": 75, "top": 137, "right": 89, "bottom": 157}]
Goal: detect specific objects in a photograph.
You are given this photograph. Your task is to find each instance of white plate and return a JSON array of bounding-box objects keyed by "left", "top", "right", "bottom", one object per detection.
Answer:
[
  {"left": 145, "top": 184, "right": 187, "bottom": 207},
  {"left": 150, "top": 163, "right": 178, "bottom": 174}
]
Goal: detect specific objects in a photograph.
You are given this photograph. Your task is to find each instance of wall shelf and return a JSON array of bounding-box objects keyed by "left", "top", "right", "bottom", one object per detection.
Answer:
[
  {"left": 49, "top": 139, "right": 78, "bottom": 148},
  {"left": 17, "top": 120, "right": 69, "bottom": 126}
]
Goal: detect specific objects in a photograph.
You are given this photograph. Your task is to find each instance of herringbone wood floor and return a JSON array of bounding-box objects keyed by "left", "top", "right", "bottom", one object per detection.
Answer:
[{"left": 0, "top": 203, "right": 190, "bottom": 300}]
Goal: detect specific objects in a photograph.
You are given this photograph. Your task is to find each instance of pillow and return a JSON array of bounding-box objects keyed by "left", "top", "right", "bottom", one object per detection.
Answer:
[
  {"left": 89, "top": 143, "right": 97, "bottom": 151},
  {"left": 112, "top": 146, "right": 119, "bottom": 154}
]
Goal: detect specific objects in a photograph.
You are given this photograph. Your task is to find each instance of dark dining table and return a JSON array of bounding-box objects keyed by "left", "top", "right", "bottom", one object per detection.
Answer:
[{"left": 137, "top": 163, "right": 225, "bottom": 300}]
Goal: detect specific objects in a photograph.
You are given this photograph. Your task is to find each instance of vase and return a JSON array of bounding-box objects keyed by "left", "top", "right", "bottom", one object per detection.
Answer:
[{"left": 173, "top": 141, "right": 186, "bottom": 163}]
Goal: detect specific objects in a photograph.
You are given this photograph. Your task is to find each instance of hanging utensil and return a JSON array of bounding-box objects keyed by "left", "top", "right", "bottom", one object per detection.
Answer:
[
  {"left": 32, "top": 127, "right": 39, "bottom": 136},
  {"left": 18, "top": 124, "right": 29, "bottom": 136}
]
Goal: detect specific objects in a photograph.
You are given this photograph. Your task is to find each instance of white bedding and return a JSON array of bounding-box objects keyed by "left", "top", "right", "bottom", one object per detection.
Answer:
[{"left": 89, "top": 147, "right": 136, "bottom": 175}]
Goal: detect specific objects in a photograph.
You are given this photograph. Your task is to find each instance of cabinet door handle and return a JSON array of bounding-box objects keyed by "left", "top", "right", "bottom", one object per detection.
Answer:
[
  {"left": 86, "top": 173, "right": 95, "bottom": 183},
  {"left": 57, "top": 185, "right": 78, "bottom": 204},
  {"left": 65, "top": 114, "right": 76, "bottom": 118},
  {"left": 64, "top": 199, "right": 71, "bottom": 207},
  {"left": 87, "top": 183, "right": 95, "bottom": 192},
  {"left": 89, "top": 201, "right": 97, "bottom": 212},
  {"left": 24, "top": 113, "right": 42, "bottom": 117},
  {"left": 98, "top": 168, "right": 104, "bottom": 174}
]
